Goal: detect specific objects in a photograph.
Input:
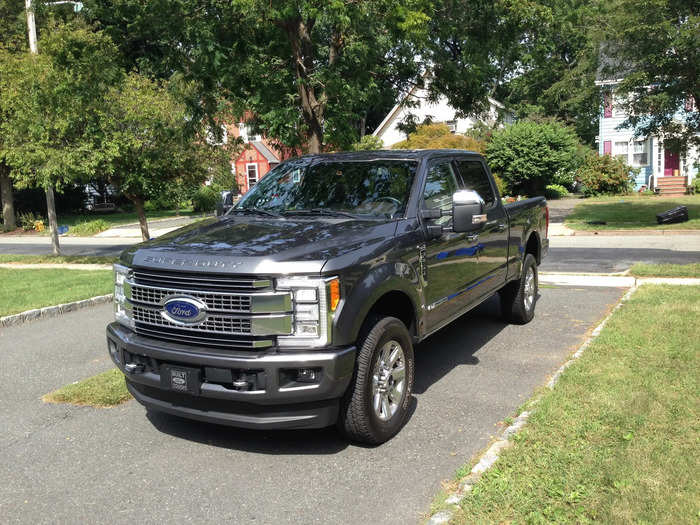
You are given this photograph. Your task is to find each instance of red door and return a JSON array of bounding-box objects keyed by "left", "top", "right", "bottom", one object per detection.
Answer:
[{"left": 664, "top": 150, "right": 680, "bottom": 176}]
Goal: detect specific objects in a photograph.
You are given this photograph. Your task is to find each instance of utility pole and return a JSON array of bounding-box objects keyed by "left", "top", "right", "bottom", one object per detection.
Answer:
[{"left": 24, "top": 0, "right": 80, "bottom": 255}]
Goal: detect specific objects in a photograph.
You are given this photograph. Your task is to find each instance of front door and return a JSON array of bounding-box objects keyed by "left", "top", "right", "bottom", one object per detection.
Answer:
[
  {"left": 454, "top": 158, "right": 509, "bottom": 303},
  {"left": 664, "top": 149, "right": 680, "bottom": 176},
  {"left": 421, "top": 160, "right": 481, "bottom": 330}
]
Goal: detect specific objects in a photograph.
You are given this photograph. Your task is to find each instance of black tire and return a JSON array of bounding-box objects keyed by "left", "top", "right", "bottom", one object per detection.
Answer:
[
  {"left": 500, "top": 253, "right": 538, "bottom": 324},
  {"left": 338, "top": 316, "right": 415, "bottom": 445}
]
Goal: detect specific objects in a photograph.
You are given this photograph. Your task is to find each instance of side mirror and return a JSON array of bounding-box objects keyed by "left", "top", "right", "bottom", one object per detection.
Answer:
[{"left": 452, "top": 190, "right": 486, "bottom": 232}]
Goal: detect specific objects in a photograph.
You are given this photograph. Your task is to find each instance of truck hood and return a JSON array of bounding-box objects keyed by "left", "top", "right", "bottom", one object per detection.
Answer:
[{"left": 121, "top": 215, "right": 398, "bottom": 275}]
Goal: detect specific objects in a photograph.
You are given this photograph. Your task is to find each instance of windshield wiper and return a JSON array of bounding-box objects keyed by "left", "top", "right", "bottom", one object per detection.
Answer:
[
  {"left": 227, "top": 207, "right": 280, "bottom": 218},
  {"left": 283, "top": 208, "right": 358, "bottom": 219}
]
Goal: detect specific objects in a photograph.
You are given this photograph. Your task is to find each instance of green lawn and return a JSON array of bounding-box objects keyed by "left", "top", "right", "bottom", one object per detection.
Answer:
[
  {"left": 630, "top": 262, "right": 700, "bottom": 278},
  {"left": 0, "top": 268, "right": 113, "bottom": 316},
  {"left": 43, "top": 368, "right": 131, "bottom": 407},
  {"left": 565, "top": 195, "right": 700, "bottom": 230},
  {"left": 447, "top": 285, "right": 699, "bottom": 524},
  {"left": 0, "top": 254, "right": 117, "bottom": 265}
]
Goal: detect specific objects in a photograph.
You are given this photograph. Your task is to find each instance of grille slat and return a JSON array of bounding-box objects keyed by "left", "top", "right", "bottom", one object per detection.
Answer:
[
  {"left": 132, "top": 306, "right": 252, "bottom": 335},
  {"left": 133, "top": 269, "right": 270, "bottom": 292},
  {"left": 130, "top": 285, "right": 251, "bottom": 313},
  {"left": 133, "top": 324, "right": 270, "bottom": 349}
]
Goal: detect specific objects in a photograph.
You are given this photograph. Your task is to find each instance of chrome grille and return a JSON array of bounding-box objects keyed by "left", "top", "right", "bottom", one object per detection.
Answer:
[
  {"left": 133, "top": 268, "right": 271, "bottom": 292},
  {"left": 130, "top": 285, "right": 252, "bottom": 313},
  {"left": 133, "top": 325, "right": 270, "bottom": 349},
  {"left": 132, "top": 306, "right": 252, "bottom": 335}
]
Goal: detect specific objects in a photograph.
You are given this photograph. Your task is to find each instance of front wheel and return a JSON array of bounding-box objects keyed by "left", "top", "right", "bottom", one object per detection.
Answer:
[
  {"left": 500, "top": 253, "right": 538, "bottom": 324},
  {"left": 338, "top": 316, "right": 415, "bottom": 445}
]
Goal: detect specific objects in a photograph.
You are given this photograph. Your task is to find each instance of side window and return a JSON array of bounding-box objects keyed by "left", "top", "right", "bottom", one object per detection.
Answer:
[
  {"left": 423, "top": 161, "right": 458, "bottom": 225},
  {"left": 456, "top": 160, "right": 496, "bottom": 207}
]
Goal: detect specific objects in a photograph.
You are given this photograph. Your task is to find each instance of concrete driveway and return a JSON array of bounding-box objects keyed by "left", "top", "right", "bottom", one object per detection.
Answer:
[{"left": 0, "top": 285, "right": 624, "bottom": 524}]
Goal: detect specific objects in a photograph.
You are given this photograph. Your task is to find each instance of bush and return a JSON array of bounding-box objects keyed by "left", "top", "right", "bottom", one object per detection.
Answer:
[
  {"left": 577, "top": 154, "right": 636, "bottom": 196},
  {"left": 492, "top": 174, "right": 508, "bottom": 197},
  {"left": 351, "top": 135, "right": 384, "bottom": 151},
  {"left": 392, "top": 123, "right": 486, "bottom": 152},
  {"left": 689, "top": 177, "right": 700, "bottom": 195},
  {"left": 545, "top": 184, "right": 568, "bottom": 199},
  {"left": 485, "top": 120, "right": 583, "bottom": 196},
  {"left": 18, "top": 211, "right": 41, "bottom": 231},
  {"left": 192, "top": 186, "right": 219, "bottom": 212},
  {"left": 70, "top": 219, "right": 110, "bottom": 236}
]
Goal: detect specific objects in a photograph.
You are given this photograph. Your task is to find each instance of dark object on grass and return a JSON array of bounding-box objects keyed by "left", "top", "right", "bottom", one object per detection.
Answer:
[
  {"left": 656, "top": 206, "right": 689, "bottom": 225},
  {"left": 587, "top": 220, "right": 607, "bottom": 225}
]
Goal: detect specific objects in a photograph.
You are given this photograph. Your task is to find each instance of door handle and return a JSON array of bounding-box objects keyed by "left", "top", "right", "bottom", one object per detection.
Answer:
[{"left": 467, "top": 233, "right": 479, "bottom": 242}]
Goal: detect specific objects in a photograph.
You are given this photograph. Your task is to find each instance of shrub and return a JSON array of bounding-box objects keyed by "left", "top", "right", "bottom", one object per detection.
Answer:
[
  {"left": 544, "top": 184, "right": 568, "bottom": 199},
  {"left": 485, "top": 120, "right": 583, "bottom": 196},
  {"left": 192, "top": 186, "right": 219, "bottom": 212},
  {"left": 351, "top": 135, "right": 384, "bottom": 151},
  {"left": 392, "top": 123, "right": 486, "bottom": 152},
  {"left": 18, "top": 211, "right": 40, "bottom": 231},
  {"left": 70, "top": 219, "right": 110, "bottom": 236},
  {"left": 690, "top": 177, "right": 700, "bottom": 195},
  {"left": 577, "top": 154, "right": 636, "bottom": 196},
  {"left": 492, "top": 174, "right": 508, "bottom": 197}
]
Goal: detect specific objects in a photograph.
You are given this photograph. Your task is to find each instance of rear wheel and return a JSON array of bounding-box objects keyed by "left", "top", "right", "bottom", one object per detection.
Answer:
[
  {"left": 500, "top": 253, "right": 538, "bottom": 324},
  {"left": 338, "top": 316, "right": 415, "bottom": 445}
]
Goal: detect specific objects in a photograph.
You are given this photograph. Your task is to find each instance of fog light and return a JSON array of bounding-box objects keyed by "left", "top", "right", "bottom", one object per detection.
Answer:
[{"left": 296, "top": 368, "right": 320, "bottom": 383}]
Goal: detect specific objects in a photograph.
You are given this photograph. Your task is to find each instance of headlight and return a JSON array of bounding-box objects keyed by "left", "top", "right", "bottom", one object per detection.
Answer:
[
  {"left": 276, "top": 276, "right": 340, "bottom": 348},
  {"left": 113, "top": 264, "right": 134, "bottom": 328}
]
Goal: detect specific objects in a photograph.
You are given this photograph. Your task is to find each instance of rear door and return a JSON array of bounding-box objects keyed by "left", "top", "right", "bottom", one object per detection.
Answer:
[
  {"left": 420, "top": 158, "right": 482, "bottom": 329},
  {"left": 454, "top": 158, "right": 509, "bottom": 301}
]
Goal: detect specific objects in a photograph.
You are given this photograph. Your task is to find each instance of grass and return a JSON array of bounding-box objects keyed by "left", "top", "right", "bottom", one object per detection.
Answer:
[
  {"left": 630, "top": 263, "right": 700, "bottom": 278},
  {"left": 446, "top": 284, "right": 699, "bottom": 524},
  {"left": 42, "top": 368, "right": 131, "bottom": 407},
  {"left": 0, "top": 268, "right": 113, "bottom": 316},
  {"left": 565, "top": 194, "right": 700, "bottom": 230},
  {"left": 0, "top": 254, "right": 117, "bottom": 264}
]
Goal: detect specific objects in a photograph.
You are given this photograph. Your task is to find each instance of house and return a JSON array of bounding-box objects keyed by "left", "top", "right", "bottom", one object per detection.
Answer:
[
  {"left": 595, "top": 73, "right": 699, "bottom": 195},
  {"left": 372, "top": 80, "right": 513, "bottom": 147},
  {"left": 210, "top": 120, "right": 293, "bottom": 195}
]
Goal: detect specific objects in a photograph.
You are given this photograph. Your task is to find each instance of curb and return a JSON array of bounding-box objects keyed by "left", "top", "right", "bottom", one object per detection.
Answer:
[
  {"left": 426, "top": 284, "right": 640, "bottom": 525},
  {"left": 0, "top": 294, "right": 113, "bottom": 328},
  {"left": 539, "top": 274, "right": 700, "bottom": 287}
]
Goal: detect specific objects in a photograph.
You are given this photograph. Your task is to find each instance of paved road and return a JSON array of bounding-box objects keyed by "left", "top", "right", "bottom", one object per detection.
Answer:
[{"left": 0, "top": 285, "right": 624, "bottom": 524}]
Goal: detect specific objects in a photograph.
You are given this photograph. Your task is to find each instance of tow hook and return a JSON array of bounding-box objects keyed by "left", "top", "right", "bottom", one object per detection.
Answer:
[{"left": 124, "top": 362, "right": 145, "bottom": 375}]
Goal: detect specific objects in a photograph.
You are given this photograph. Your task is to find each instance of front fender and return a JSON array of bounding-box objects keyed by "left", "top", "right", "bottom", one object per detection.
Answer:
[{"left": 332, "top": 262, "right": 422, "bottom": 346}]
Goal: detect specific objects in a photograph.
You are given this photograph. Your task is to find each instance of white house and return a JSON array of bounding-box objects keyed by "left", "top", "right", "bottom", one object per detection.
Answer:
[
  {"left": 372, "top": 81, "right": 513, "bottom": 148},
  {"left": 595, "top": 78, "right": 698, "bottom": 195}
]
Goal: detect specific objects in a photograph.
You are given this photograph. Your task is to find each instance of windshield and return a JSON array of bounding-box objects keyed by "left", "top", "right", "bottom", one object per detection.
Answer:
[{"left": 233, "top": 158, "right": 417, "bottom": 219}]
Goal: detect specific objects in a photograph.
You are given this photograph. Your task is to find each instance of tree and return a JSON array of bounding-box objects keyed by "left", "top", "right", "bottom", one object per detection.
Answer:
[
  {"left": 0, "top": 24, "right": 121, "bottom": 253},
  {"left": 392, "top": 123, "right": 486, "bottom": 152},
  {"left": 493, "top": 0, "right": 603, "bottom": 145},
  {"left": 99, "top": 73, "right": 211, "bottom": 240},
  {"left": 486, "top": 119, "right": 583, "bottom": 195},
  {"left": 602, "top": 0, "right": 699, "bottom": 151}
]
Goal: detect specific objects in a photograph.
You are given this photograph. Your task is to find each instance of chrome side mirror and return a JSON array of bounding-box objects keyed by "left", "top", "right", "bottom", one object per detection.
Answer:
[{"left": 452, "top": 190, "right": 485, "bottom": 232}]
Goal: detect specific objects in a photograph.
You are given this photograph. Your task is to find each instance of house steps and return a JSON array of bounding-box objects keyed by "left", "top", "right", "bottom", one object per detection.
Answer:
[{"left": 655, "top": 176, "right": 688, "bottom": 196}]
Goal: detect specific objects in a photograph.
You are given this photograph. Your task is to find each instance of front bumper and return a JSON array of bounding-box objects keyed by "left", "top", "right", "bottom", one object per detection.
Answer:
[{"left": 107, "top": 323, "right": 356, "bottom": 429}]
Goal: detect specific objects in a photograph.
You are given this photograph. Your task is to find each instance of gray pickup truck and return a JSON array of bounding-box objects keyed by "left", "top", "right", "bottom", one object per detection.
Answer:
[{"left": 107, "top": 149, "right": 549, "bottom": 444}]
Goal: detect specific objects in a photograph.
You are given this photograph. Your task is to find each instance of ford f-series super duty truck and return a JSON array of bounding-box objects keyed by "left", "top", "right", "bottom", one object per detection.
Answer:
[{"left": 107, "top": 149, "right": 549, "bottom": 444}]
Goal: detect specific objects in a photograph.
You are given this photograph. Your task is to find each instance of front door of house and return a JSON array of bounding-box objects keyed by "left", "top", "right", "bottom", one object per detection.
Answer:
[{"left": 664, "top": 149, "right": 680, "bottom": 176}]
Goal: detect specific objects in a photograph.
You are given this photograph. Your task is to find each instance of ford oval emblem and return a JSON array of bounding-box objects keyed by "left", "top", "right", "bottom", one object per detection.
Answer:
[{"left": 161, "top": 296, "right": 207, "bottom": 325}]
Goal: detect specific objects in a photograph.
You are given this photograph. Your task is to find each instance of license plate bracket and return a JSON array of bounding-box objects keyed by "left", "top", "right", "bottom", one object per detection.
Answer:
[{"left": 160, "top": 364, "right": 201, "bottom": 395}]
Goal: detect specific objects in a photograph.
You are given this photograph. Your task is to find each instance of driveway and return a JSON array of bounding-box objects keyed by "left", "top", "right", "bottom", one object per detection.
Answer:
[{"left": 0, "top": 285, "right": 624, "bottom": 524}]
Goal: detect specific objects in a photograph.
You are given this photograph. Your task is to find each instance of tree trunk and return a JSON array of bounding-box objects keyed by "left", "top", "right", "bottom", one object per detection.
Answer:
[
  {"left": 131, "top": 196, "right": 150, "bottom": 241},
  {"left": 45, "top": 186, "right": 61, "bottom": 255},
  {"left": 0, "top": 163, "right": 16, "bottom": 231}
]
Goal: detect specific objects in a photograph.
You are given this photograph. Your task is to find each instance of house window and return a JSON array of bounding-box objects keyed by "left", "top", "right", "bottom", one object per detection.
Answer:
[
  {"left": 445, "top": 120, "right": 457, "bottom": 133},
  {"left": 632, "top": 140, "right": 648, "bottom": 166},
  {"left": 613, "top": 93, "right": 626, "bottom": 118},
  {"left": 246, "top": 164, "right": 258, "bottom": 188},
  {"left": 614, "top": 141, "right": 629, "bottom": 162}
]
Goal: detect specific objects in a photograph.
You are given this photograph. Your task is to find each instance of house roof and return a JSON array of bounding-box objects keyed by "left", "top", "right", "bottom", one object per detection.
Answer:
[
  {"left": 372, "top": 75, "right": 508, "bottom": 139},
  {"left": 251, "top": 141, "right": 280, "bottom": 164}
]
